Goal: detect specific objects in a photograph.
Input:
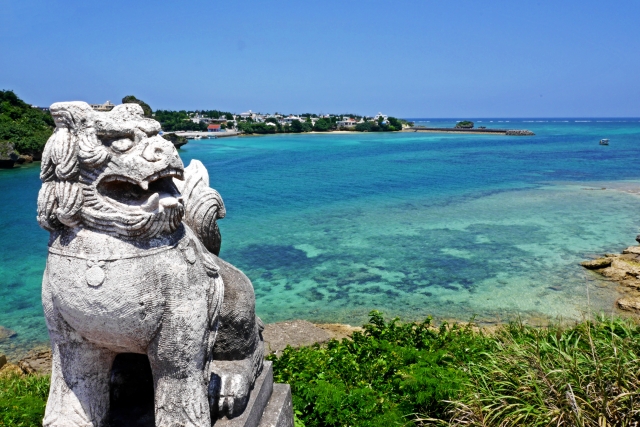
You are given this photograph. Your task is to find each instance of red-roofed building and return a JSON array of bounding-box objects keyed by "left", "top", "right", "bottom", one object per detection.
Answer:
[{"left": 207, "top": 124, "right": 221, "bottom": 132}]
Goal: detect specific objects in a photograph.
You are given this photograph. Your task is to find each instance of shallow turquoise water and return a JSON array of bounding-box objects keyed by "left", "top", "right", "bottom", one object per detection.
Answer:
[{"left": 2, "top": 119, "right": 640, "bottom": 357}]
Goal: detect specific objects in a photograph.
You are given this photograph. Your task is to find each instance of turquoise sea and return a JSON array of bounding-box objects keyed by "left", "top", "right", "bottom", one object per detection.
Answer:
[{"left": 2, "top": 119, "right": 640, "bottom": 358}]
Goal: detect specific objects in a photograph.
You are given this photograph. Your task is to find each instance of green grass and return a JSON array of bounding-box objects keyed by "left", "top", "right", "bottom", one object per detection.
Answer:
[{"left": 0, "top": 373, "right": 49, "bottom": 427}]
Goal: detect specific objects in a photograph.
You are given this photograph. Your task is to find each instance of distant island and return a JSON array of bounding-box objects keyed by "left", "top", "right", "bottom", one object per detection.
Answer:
[{"left": 455, "top": 120, "right": 474, "bottom": 129}]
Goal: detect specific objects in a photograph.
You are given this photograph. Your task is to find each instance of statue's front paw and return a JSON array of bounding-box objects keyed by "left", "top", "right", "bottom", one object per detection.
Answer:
[
  {"left": 212, "top": 371, "right": 251, "bottom": 418},
  {"left": 209, "top": 360, "right": 253, "bottom": 419}
]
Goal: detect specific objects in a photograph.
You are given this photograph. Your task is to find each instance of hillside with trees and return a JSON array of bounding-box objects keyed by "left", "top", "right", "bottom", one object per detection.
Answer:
[{"left": 0, "top": 90, "right": 54, "bottom": 158}]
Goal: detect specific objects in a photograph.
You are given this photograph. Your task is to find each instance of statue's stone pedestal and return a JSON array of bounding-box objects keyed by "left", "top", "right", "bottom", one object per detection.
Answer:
[
  {"left": 215, "top": 361, "right": 293, "bottom": 427},
  {"left": 110, "top": 357, "right": 293, "bottom": 427}
]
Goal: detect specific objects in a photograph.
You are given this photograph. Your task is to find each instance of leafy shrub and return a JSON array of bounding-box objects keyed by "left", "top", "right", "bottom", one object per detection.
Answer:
[
  {"left": 269, "top": 311, "right": 490, "bottom": 426},
  {"left": 237, "top": 121, "right": 277, "bottom": 134}
]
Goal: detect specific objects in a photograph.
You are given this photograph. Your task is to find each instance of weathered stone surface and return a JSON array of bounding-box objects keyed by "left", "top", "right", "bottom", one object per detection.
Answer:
[
  {"left": 0, "top": 325, "right": 17, "bottom": 340},
  {"left": 214, "top": 361, "right": 273, "bottom": 427},
  {"left": 258, "top": 384, "right": 294, "bottom": 427},
  {"left": 581, "top": 258, "right": 613, "bottom": 269},
  {"left": 19, "top": 154, "right": 34, "bottom": 163},
  {"left": 18, "top": 347, "right": 52, "bottom": 375},
  {"left": 263, "top": 320, "right": 363, "bottom": 356},
  {"left": 263, "top": 320, "right": 333, "bottom": 356},
  {"left": 316, "top": 323, "right": 363, "bottom": 340},
  {"left": 617, "top": 297, "right": 640, "bottom": 313},
  {"left": 36, "top": 101, "right": 286, "bottom": 427},
  {"left": 622, "top": 246, "right": 640, "bottom": 255}
]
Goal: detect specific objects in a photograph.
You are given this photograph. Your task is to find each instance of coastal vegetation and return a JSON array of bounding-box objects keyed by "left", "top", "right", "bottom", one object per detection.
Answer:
[
  {"left": 455, "top": 121, "right": 474, "bottom": 129},
  {"left": 154, "top": 109, "right": 234, "bottom": 132},
  {"left": 269, "top": 312, "right": 640, "bottom": 427},
  {"left": 3, "top": 312, "right": 640, "bottom": 426},
  {"left": 122, "top": 95, "right": 153, "bottom": 118},
  {"left": 0, "top": 90, "right": 54, "bottom": 158}
]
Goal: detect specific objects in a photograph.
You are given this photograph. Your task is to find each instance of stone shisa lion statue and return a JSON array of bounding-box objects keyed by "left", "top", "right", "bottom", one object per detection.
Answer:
[{"left": 36, "top": 102, "right": 286, "bottom": 426}]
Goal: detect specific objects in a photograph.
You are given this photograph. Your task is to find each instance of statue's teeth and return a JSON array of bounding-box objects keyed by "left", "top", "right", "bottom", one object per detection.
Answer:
[
  {"left": 140, "top": 180, "right": 149, "bottom": 191},
  {"left": 141, "top": 193, "right": 159, "bottom": 212}
]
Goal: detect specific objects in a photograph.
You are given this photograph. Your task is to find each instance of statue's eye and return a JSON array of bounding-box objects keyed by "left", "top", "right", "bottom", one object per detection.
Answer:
[{"left": 111, "top": 138, "right": 135, "bottom": 152}]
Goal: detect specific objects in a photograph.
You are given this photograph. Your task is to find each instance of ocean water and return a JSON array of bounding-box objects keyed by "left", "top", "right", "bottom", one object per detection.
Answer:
[{"left": 2, "top": 119, "right": 640, "bottom": 358}]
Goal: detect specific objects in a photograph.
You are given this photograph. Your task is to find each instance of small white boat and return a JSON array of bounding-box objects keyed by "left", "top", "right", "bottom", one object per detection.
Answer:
[{"left": 599, "top": 139, "right": 609, "bottom": 145}]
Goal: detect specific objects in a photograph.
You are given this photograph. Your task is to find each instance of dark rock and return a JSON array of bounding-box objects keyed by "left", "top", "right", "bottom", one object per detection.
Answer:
[
  {"left": 19, "top": 154, "right": 33, "bottom": 163},
  {"left": 18, "top": 360, "right": 36, "bottom": 375},
  {"left": 0, "top": 325, "right": 17, "bottom": 340},
  {"left": 0, "top": 354, "right": 6, "bottom": 369},
  {"left": 506, "top": 130, "right": 535, "bottom": 136},
  {"left": 581, "top": 258, "right": 612, "bottom": 269}
]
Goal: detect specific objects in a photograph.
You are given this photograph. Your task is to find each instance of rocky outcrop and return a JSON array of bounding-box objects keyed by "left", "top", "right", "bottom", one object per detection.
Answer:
[
  {"left": 262, "top": 320, "right": 362, "bottom": 356},
  {"left": 506, "top": 130, "right": 535, "bottom": 136},
  {"left": 17, "top": 154, "right": 34, "bottom": 164},
  {"left": 0, "top": 325, "right": 17, "bottom": 341},
  {"left": 581, "top": 258, "right": 613, "bottom": 269},
  {"left": 617, "top": 297, "right": 640, "bottom": 313},
  {"left": 582, "top": 244, "right": 640, "bottom": 313},
  {"left": 18, "top": 347, "right": 52, "bottom": 375}
]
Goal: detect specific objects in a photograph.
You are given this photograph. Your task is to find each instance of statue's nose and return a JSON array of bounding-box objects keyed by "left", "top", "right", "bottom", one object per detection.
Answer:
[{"left": 141, "top": 137, "right": 176, "bottom": 162}]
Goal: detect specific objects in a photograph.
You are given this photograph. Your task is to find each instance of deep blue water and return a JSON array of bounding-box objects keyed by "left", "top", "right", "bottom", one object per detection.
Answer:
[{"left": 2, "top": 118, "right": 640, "bottom": 358}]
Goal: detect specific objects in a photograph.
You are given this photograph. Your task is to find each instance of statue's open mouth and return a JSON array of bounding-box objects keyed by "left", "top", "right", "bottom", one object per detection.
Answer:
[{"left": 97, "top": 169, "right": 184, "bottom": 213}]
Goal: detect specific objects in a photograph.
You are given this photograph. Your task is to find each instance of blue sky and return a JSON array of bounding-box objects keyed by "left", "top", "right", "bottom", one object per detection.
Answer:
[{"left": 1, "top": 0, "right": 638, "bottom": 117}]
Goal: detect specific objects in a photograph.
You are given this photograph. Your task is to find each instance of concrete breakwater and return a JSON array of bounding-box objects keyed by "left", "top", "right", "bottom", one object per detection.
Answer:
[{"left": 406, "top": 127, "right": 535, "bottom": 136}]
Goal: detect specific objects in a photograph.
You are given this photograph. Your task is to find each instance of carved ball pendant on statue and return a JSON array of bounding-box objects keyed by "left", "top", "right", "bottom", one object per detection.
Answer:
[{"left": 86, "top": 261, "right": 106, "bottom": 287}]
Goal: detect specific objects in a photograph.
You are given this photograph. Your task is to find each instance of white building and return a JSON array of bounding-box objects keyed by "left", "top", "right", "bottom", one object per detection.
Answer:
[
  {"left": 373, "top": 112, "right": 388, "bottom": 122},
  {"left": 90, "top": 101, "right": 115, "bottom": 112},
  {"left": 336, "top": 118, "right": 358, "bottom": 128},
  {"left": 279, "top": 115, "right": 304, "bottom": 125}
]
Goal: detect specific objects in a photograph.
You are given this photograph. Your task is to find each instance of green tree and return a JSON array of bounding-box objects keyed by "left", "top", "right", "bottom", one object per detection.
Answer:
[
  {"left": 387, "top": 117, "right": 403, "bottom": 131},
  {"left": 313, "top": 118, "right": 331, "bottom": 132},
  {"left": 122, "top": 95, "right": 153, "bottom": 118},
  {"left": 290, "top": 120, "right": 305, "bottom": 133}
]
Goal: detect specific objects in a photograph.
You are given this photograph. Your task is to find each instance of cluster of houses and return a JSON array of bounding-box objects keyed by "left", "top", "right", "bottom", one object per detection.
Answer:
[
  {"left": 88, "top": 101, "right": 392, "bottom": 133},
  {"left": 193, "top": 110, "right": 391, "bottom": 132}
]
